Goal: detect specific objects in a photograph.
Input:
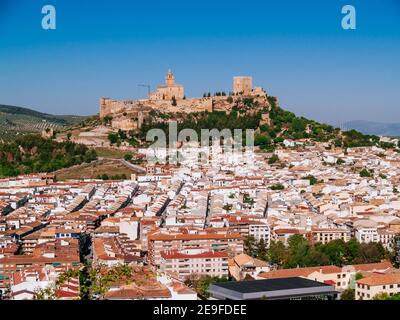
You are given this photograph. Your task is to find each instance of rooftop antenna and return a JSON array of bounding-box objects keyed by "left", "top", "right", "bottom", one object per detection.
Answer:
[{"left": 138, "top": 84, "right": 151, "bottom": 98}]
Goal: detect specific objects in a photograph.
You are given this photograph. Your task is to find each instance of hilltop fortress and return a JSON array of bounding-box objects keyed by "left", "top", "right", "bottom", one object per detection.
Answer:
[{"left": 100, "top": 70, "right": 269, "bottom": 130}]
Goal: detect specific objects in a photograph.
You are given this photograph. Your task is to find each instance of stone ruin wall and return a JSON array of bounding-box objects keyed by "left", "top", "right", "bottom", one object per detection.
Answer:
[{"left": 100, "top": 95, "right": 270, "bottom": 131}]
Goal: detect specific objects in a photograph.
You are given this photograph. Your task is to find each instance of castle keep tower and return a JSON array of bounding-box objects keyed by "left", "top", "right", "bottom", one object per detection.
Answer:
[
  {"left": 100, "top": 97, "right": 112, "bottom": 118},
  {"left": 233, "top": 76, "right": 253, "bottom": 95}
]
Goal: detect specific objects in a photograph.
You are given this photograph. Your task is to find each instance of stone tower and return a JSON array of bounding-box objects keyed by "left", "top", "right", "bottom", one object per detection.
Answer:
[
  {"left": 149, "top": 69, "right": 184, "bottom": 101},
  {"left": 165, "top": 69, "right": 175, "bottom": 87},
  {"left": 100, "top": 97, "right": 110, "bottom": 118},
  {"left": 233, "top": 76, "right": 253, "bottom": 95}
]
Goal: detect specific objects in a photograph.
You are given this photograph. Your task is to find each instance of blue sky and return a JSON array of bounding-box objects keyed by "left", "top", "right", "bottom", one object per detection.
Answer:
[{"left": 0, "top": 0, "right": 399, "bottom": 125}]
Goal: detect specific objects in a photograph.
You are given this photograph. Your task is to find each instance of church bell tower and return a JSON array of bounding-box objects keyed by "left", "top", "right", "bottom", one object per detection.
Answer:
[{"left": 165, "top": 69, "right": 175, "bottom": 87}]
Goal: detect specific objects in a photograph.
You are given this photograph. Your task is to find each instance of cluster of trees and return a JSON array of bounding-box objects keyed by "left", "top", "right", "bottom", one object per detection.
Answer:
[
  {"left": 214, "top": 92, "right": 227, "bottom": 96},
  {"left": 304, "top": 174, "right": 319, "bottom": 185},
  {"left": 202, "top": 92, "right": 230, "bottom": 97},
  {"left": 102, "top": 115, "right": 113, "bottom": 125},
  {"left": 108, "top": 129, "right": 139, "bottom": 147},
  {"left": 35, "top": 263, "right": 229, "bottom": 301},
  {"left": 96, "top": 173, "right": 127, "bottom": 180},
  {"left": 34, "top": 264, "right": 149, "bottom": 300},
  {"left": 360, "top": 168, "right": 374, "bottom": 178},
  {"left": 267, "top": 96, "right": 278, "bottom": 109},
  {"left": 373, "top": 292, "right": 400, "bottom": 300},
  {"left": 184, "top": 274, "right": 229, "bottom": 299},
  {"left": 243, "top": 193, "right": 255, "bottom": 205},
  {"left": 134, "top": 96, "right": 388, "bottom": 153},
  {"left": 341, "top": 130, "right": 380, "bottom": 148},
  {"left": 256, "top": 115, "right": 388, "bottom": 151},
  {"left": 268, "top": 155, "right": 279, "bottom": 164},
  {"left": 254, "top": 134, "right": 272, "bottom": 150},
  {"left": 138, "top": 110, "right": 262, "bottom": 143},
  {"left": 341, "top": 290, "right": 400, "bottom": 301},
  {"left": 257, "top": 106, "right": 340, "bottom": 146},
  {"left": 0, "top": 134, "right": 97, "bottom": 177},
  {"left": 34, "top": 268, "right": 87, "bottom": 300},
  {"left": 244, "top": 234, "right": 391, "bottom": 269},
  {"left": 269, "top": 184, "right": 285, "bottom": 191}
]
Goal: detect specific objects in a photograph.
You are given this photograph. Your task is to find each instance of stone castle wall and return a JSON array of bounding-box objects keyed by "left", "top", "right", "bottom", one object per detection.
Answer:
[
  {"left": 101, "top": 97, "right": 213, "bottom": 118},
  {"left": 100, "top": 97, "right": 214, "bottom": 130},
  {"left": 100, "top": 73, "right": 269, "bottom": 131},
  {"left": 100, "top": 95, "right": 270, "bottom": 131}
]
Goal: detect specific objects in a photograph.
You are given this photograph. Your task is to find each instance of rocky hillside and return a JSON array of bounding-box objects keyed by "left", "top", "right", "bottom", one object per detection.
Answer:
[{"left": 133, "top": 96, "right": 390, "bottom": 151}]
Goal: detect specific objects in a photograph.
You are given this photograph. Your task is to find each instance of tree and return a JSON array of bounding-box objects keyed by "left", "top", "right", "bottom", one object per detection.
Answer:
[
  {"left": 243, "top": 193, "right": 255, "bottom": 205},
  {"left": 33, "top": 285, "right": 57, "bottom": 300},
  {"left": 305, "top": 247, "right": 330, "bottom": 266},
  {"left": 344, "top": 239, "right": 361, "bottom": 264},
  {"left": 124, "top": 154, "right": 133, "bottom": 162},
  {"left": 118, "top": 129, "right": 127, "bottom": 140},
  {"left": 243, "top": 235, "right": 257, "bottom": 257},
  {"left": 172, "top": 96, "right": 177, "bottom": 106},
  {"left": 360, "top": 168, "right": 373, "bottom": 178},
  {"left": 354, "top": 242, "right": 386, "bottom": 264},
  {"left": 254, "top": 135, "right": 271, "bottom": 148},
  {"left": 184, "top": 274, "right": 228, "bottom": 299},
  {"left": 390, "top": 235, "right": 400, "bottom": 268},
  {"left": 355, "top": 272, "right": 364, "bottom": 281},
  {"left": 270, "top": 184, "right": 284, "bottom": 191},
  {"left": 371, "top": 291, "right": 400, "bottom": 300},
  {"left": 340, "top": 289, "right": 355, "bottom": 300},
  {"left": 103, "top": 115, "right": 113, "bottom": 125},
  {"left": 292, "top": 118, "right": 306, "bottom": 132},
  {"left": 223, "top": 204, "right": 232, "bottom": 211},
  {"left": 268, "top": 155, "right": 279, "bottom": 165},
  {"left": 316, "top": 240, "right": 347, "bottom": 266},
  {"left": 285, "top": 234, "right": 311, "bottom": 268},
  {"left": 304, "top": 175, "right": 318, "bottom": 185},
  {"left": 268, "top": 241, "right": 287, "bottom": 267},
  {"left": 373, "top": 292, "right": 390, "bottom": 300},
  {"left": 256, "top": 238, "right": 268, "bottom": 260},
  {"left": 108, "top": 133, "right": 119, "bottom": 144}
]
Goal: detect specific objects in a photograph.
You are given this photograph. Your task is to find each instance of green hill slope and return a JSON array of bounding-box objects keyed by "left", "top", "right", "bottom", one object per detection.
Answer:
[{"left": 0, "top": 104, "right": 88, "bottom": 139}]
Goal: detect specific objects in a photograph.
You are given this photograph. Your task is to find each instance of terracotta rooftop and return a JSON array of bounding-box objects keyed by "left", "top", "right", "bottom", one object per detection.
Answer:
[
  {"left": 357, "top": 273, "right": 400, "bottom": 286},
  {"left": 161, "top": 250, "right": 228, "bottom": 260},
  {"left": 259, "top": 265, "right": 342, "bottom": 279}
]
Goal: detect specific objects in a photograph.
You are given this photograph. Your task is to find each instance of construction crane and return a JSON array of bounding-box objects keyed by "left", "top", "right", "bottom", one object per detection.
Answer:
[{"left": 138, "top": 84, "right": 151, "bottom": 98}]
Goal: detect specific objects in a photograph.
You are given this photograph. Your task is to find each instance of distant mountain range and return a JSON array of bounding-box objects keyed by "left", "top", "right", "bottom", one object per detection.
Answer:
[
  {"left": 0, "top": 104, "right": 88, "bottom": 137},
  {"left": 342, "top": 120, "right": 400, "bottom": 137}
]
